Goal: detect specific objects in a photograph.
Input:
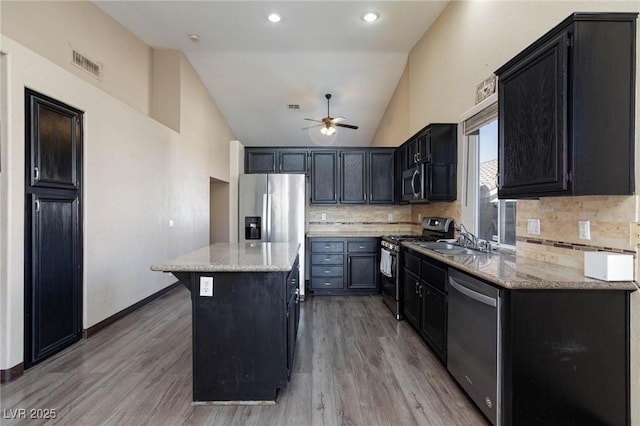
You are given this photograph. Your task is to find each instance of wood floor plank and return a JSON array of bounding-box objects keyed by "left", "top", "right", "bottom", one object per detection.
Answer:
[{"left": 0, "top": 287, "right": 488, "bottom": 425}]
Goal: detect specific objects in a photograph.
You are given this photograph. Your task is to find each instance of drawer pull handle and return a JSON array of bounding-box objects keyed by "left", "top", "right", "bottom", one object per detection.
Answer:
[
  {"left": 324, "top": 270, "right": 331, "bottom": 274},
  {"left": 325, "top": 258, "right": 331, "bottom": 261},
  {"left": 358, "top": 246, "right": 365, "bottom": 249},
  {"left": 324, "top": 282, "right": 332, "bottom": 286},
  {"left": 324, "top": 245, "right": 331, "bottom": 249}
]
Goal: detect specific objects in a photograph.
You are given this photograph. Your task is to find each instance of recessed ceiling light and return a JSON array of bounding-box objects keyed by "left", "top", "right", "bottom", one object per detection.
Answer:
[
  {"left": 363, "top": 12, "right": 379, "bottom": 23},
  {"left": 268, "top": 13, "right": 281, "bottom": 23}
]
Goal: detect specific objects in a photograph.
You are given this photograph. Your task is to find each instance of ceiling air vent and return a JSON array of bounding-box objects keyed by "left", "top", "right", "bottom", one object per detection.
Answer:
[{"left": 71, "top": 49, "right": 102, "bottom": 80}]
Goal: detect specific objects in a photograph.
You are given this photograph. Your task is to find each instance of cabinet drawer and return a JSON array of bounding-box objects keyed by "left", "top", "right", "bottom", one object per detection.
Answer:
[
  {"left": 421, "top": 260, "right": 447, "bottom": 292},
  {"left": 311, "top": 277, "right": 343, "bottom": 289},
  {"left": 347, "top": 240, "right": 378, "bottom": 253},
  {"left": 311, "top": 254, "right": 344, "bottom": 265},
  {"left": 404, "top": 251, "right": 420, "bottom": 274},
  {"left": 311, "top": 241, "right": 344, "bottom": 253},
  {"left": 311, "top": 266, "right": 344, "bottom": 277}
]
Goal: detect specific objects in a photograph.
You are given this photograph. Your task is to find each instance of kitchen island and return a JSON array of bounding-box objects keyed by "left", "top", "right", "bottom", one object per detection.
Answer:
[{"left": 151, "top": 242, "right": 300, "bottom": 404}]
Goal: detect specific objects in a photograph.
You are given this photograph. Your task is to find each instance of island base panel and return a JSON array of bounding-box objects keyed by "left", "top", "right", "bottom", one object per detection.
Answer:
[{"left": 191, "top": 271, "right": 289, "bottom": 403}]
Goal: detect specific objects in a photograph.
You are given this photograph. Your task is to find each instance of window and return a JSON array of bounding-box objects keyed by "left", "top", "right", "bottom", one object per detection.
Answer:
[
  {"left": 475, "top": 120, "right": 516, "bottom": 246},
  {"left": 462, "top": 97, "right": 516, "bottom": 249}
]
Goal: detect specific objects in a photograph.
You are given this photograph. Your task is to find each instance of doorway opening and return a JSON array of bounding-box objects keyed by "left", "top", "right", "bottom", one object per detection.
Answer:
[{"left": 209, "top": 178, "right": 230, "bottom": 244}]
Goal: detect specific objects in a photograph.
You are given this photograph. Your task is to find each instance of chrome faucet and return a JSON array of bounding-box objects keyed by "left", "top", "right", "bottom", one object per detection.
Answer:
[{"left": 455, "top": 223, "right": 492, "bottom": 253}]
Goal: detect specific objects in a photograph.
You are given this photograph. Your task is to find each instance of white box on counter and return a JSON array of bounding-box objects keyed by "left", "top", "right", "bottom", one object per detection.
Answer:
[{"left": 584, "top": 251, "right": 633, "bottom": 281}]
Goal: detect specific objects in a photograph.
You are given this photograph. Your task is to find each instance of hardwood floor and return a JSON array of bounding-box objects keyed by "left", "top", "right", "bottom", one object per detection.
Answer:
[{"left": 1, "top": 286, "right": 488, "bottom": 425}]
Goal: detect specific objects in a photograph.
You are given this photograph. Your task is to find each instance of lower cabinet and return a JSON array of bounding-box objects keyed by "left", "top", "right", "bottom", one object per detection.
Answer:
[
  {"left": 309, "top": 237, "right": 379, "bottom": 295},
  {"left": 402, "top": 249, "right": 448, "bottom": 363}
]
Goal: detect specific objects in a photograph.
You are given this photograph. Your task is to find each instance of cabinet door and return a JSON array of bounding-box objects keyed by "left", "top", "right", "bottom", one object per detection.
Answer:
[
  {"left": 498, "top": 30, "right": 570, "bottom": 197},
  {"left": 246, "top": 149, "right": 278, "bottom": 174},
  {"left": 428, "top": 164, "right": 456, "bottom": 201},
  {"left": 369, "top": 151, "right": 395, "bottom": 204},
  {"left": 310, "top": 151, "right": 338, "bottom": 204},
  {"left": 416, "top": 131, "right": 430, "bottom": 163},
  {"left": 402, "top": 269, "right": 421, "bottom": 328},
  {"left": 280, "top": 150, "right": 308, "bottom": 174},
  {"left": 340, "top": 151, "right": 367, "bottom": 204},
  {"left": 347, "top": 254, "right": 378, "bottom": 289},
  {"left": 421, "top": 283, "right": 446, "bottom": 359}
]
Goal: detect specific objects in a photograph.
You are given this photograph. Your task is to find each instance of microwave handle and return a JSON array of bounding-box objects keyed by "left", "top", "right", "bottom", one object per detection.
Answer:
[{"left": 411, "top": 168, "right": 419, "bottom": 198}]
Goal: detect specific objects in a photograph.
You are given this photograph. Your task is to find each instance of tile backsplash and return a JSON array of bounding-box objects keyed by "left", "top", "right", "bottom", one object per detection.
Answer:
[
  {"left": 516, "top": 195, "right": 638, "bottom": 276},
  {"left": 308, "top": 205, "right": 412, "bottom": 234}
]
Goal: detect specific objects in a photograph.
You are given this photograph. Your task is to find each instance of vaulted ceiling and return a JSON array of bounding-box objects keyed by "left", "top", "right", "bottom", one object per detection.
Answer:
[{"left": 94, "top": 1, "right": 448, "bottom": 147}]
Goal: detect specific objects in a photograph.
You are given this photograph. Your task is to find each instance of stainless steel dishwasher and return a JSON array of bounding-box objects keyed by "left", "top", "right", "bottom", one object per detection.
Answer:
[{"left": 447, "top": 268, "right": 502, "bottom": 425}]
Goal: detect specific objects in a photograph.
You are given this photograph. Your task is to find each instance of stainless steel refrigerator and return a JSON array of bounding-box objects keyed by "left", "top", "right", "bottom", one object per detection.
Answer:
[{"left": 238, "top": 174, "right": 306, "bottom": 299}]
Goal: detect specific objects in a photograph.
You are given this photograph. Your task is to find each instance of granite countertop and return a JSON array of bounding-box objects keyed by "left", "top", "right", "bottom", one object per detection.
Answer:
[
  {"left": 306, "top": 231, "right": 385, "bottom": 238},
  {"left": 151, "top": 242, "right": 300, "bottom": 273},
  {"left": 402, "top": 242, "right": 637, "bottom": 291}
]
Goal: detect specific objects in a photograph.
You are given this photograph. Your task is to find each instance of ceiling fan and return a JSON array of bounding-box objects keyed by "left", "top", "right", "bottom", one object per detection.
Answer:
[{"left": 303, "top": 94, "right": 359, "bottom": 135}]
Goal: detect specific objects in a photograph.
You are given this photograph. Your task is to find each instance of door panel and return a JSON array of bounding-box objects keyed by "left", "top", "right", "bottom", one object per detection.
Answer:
[
  {"left": 29, "top": 97, "right": 81, "bottom": 189},
  {"left": 31, "top": 195, "right": 81, "bottom": 361},
  {"left": 347, "top": 254, "right": 377, "bottom": 289}
]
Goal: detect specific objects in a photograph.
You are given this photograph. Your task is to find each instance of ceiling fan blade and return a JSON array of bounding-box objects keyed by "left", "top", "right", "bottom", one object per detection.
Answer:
[
  {"left": 304, "top": 118, "right": 322, "bottom": 123},
  {"left": 301, "top": 124, "right": 323, "bottom": 130},
  {"left": 335, "top": 123, "right": 359, "bottom": 130},
  {"left": 331, "top": 116, "right": 346, "bottom": 122}
]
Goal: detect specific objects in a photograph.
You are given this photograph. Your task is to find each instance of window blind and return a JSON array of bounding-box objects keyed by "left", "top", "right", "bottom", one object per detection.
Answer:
[{"left": 463, "top": 101, "right": 498, "bottom": 135}]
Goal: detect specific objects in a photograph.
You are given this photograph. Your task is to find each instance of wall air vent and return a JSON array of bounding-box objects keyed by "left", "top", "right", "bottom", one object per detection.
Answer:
[
  {"left": 288, "top": 104, "right": 300, "bottom": 109},
  {"left": 71, "top": 49, "right": 102, "bottom": 80}
]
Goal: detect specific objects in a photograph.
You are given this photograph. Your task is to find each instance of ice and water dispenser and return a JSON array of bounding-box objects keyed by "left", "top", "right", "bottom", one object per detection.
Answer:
[{"left": 244, "top": 217, "right": 262, "bottom": 240}]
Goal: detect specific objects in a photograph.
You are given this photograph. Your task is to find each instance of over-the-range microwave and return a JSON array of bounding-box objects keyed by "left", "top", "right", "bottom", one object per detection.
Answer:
[{"left": 401, "top": 163, "right": 428, "bottom": 203}]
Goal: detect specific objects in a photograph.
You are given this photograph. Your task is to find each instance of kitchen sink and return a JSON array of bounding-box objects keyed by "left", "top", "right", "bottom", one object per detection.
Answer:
[{"left": 414, "top": 241, "right": 491, "bottom": 256}]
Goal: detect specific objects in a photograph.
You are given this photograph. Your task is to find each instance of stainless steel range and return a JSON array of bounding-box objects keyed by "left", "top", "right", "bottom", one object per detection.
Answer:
[{"left": 380, "top": 217, "right": 455, "bottom": 320}]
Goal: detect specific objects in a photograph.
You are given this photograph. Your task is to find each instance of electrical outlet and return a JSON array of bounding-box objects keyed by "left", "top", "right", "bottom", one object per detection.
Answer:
[
  {"left": 321, "top": 213, "right": 326, "bottom": 221},
  {"left": 388, "top": 213, "right": 394, "bottom": 222},
  {"left": 578, "top": 220, "right": 591, "bottom": 240},
  {"left": 200, "top": 276, "right": 213, "bottom": 297},
  {"left": 168, "top": 219, "right": 174, "bottom": 227},
  {"left": 630, "top": 223, "right": 640, "bottom": 246},
  {"left": 527, "top": 219, "right": 540, "bottom": 235}
]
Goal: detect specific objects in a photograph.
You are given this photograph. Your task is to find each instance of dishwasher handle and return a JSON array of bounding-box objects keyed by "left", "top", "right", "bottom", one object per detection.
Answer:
[{"left": 449, "top": 277, "right": 497, "bottom": 307}]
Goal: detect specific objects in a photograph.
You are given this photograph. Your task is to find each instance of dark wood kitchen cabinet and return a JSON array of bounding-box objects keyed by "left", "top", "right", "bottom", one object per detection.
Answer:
[
  {"left": 311, "top": 148, "right": 395, "bottom": 205},
  {"left": 495, "top": 12, "right": 637, "bottom": 198},
  {"left": 402, "top": 249, "right": 448, "bottom": 362},
  {"left": 245, "top": 148, "right": 308, "bottom": 174},
  {"left": 309, "top": 237, "right": 379, "bottom": 295},
  {"left": 310, "top": 150, "right": 339, "bottom": 204},
  {"left": 340, "top": 150, "right": 367, "bottom": 204},
  {"left": 397, "top": 123, "right": 457, "bottom": 203},
  {"left": 501, "top": 289, "right": 630, "bottom": 425},
  {"left": 369, "top": 150, "right": 395, "bottom": 204}
]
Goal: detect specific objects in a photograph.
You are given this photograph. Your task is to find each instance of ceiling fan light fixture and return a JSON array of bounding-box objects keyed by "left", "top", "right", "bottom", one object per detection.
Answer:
[
  {"left": 268, "top": 13, "right": 281, "bottom": 23},
  {"left": 321, "top": 125, "right": 336, "bottom": 136},
  {"left": 363, "top": 12, "right": 379, "bottom": 23}
]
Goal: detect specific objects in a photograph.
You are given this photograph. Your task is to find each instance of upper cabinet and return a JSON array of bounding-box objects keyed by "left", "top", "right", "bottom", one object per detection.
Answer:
[
  {"left": 310, "top": 148, "right": 396, "bottom": 205},
  {"left": 398, "top": 123, "right": 457, "bottom": 203},
  {"left": 495, "top": 12, "right": 637, "bottom": 199},
  {"left": 245, "top": 148, "right": 309, "bottom": 174}
]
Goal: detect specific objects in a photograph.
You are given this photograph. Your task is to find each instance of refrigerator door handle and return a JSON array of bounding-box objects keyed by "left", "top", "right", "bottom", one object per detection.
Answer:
[
  {"left": 262, "top": 193, "right": 268, "bottom": 241},
  {"left": 266, "top": 193, "right": 272, "bottom": 241}
]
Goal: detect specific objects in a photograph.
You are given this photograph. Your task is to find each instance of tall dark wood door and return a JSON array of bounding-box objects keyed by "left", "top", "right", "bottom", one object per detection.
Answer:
[{"left": 24, "top": 89, "right": 83, "bottom": 367}]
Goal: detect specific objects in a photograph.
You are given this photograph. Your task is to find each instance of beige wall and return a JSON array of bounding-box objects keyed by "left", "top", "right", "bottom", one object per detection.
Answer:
[
  {"left": 370, "top": 64, "right": 410, "bottom": 147},
  {"left": 0, "top": 4, "right": 236, "bottom": 370},
  {"left": 152, "top": 49, "right": 181, "bottom": 132},
  {"left": 2, "top": 1, "right": 153, "bottom": 115},
  {"left": 371, "top": 1, "right": 640, "bottom": 421}
]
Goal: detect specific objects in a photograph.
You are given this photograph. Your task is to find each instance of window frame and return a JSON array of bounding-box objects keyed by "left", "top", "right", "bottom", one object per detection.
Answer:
[{"left": 460, "top": 94, "right": 516, "bottom": 252}]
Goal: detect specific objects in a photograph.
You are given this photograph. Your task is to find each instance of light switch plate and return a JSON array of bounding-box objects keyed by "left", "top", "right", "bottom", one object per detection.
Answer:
[
  {"left": 388, "top": 213, "right": 394, "bottom": 222},
  {"left": 321, "top": 213, "right": 326, "bottom": 221},
  {"left": 630, "top": 222, "right": 640, "bottom": 246},
  {"left": 200, "top": 276, "right": 213, "bottom": 297},
  {"left": 527, "top": 219, "right": 540, "bottom": 235},
  {"left": 578, "top": 220, "right": 591, "bottom": 240}
]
